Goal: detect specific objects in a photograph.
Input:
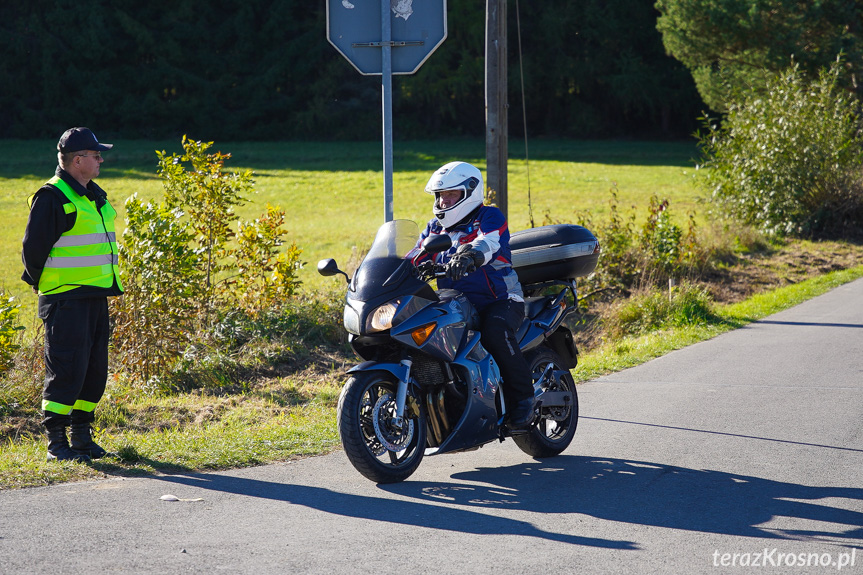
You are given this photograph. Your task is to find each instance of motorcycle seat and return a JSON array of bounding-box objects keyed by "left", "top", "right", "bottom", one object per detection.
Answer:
[
  {"left": 524, "top": 296, "right": 552, "bottom": 320},
  {"left": 515, "top": 296, "right": 553, "bottom": 343}
]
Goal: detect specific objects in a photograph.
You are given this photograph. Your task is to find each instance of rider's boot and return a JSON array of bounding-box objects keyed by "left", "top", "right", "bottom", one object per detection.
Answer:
[{"left": 509, "top": 396, "right": 536, "bottom": 429}]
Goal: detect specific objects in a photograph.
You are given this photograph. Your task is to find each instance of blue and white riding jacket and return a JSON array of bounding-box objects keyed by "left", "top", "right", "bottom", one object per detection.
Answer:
[{"left": 409, "top": 205, "right": 524, "bottom": 312}]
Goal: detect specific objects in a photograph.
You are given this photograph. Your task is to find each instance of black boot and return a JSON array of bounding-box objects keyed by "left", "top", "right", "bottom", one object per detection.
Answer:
[
  {"left": 46, "top": 426, "right": 91, "bottom": 463},
  {"left": 70, "top": 422, "right": 108, "bottom": 459},
  {"left": 509, "top": 397, "right": 536, "bottom": 429}
]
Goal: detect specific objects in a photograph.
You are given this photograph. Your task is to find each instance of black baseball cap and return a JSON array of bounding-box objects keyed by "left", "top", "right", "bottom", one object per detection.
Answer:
[{"left": 57, "top": 127, "right": 114, "bottom": 154}]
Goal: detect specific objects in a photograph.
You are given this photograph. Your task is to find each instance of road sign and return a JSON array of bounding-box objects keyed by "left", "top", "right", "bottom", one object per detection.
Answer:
[
  {"left": 326, "top": 0, "right": 448, "bottom": 222},
  {"left": 327, "top": 0, "right": 447, "bottom": 75}
]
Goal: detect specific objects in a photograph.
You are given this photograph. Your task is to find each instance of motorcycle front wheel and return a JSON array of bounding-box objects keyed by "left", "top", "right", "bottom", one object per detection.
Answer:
[
  {"left": 337, "top": 371, "right": 427, "bottom": 484},
  {"left": 513, "top": 347, "right": 579, "bottom": 458}
]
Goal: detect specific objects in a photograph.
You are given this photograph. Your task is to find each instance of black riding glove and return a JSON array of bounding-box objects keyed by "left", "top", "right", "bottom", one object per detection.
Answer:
[
  {"left": 415, "top": 260, "right": 436, "bottom": 278},
  {"left": 445, "top": 247, "right": 484, "bottom": 281}
]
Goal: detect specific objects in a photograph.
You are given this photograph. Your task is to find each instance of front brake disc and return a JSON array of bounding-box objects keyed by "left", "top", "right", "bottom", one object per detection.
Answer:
[{"left": 372, "top": 392, "right": 415, "bottom": 453}]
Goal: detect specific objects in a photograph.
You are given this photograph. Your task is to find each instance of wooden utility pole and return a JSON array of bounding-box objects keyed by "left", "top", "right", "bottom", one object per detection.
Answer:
[{"left": 485, "top": 0, "right": 508, "bottom": 219}]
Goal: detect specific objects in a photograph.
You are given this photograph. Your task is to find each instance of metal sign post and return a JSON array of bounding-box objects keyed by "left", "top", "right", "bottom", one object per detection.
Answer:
[
  {"left": 327, "top": 0, "right": 447, "bottom": 222},
  {"left": 381, "top": 2, "right": 394, "bottom": 222}
]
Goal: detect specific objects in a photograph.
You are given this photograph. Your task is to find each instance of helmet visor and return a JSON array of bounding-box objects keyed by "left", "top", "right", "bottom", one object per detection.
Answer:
[{"left": 436, "top": 189, "right": 466, "bottom": 209}]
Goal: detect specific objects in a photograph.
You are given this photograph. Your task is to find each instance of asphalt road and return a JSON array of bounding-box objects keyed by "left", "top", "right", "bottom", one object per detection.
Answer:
[{"left": 2, "top": 279, "right": 862, "bottom": 575}]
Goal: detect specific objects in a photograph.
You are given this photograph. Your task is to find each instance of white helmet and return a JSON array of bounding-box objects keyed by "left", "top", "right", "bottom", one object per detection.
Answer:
[{"left": 425, "top": 161, "right": 484, "bottom": 228}]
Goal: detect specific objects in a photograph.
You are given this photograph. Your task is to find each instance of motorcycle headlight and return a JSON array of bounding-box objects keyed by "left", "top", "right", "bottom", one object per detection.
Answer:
[
  {"left": 368, "top": 299, "right": 400, "bottom": 332},
  {"left": 343, "top": 304, "right": 361, "bottom": 335}
]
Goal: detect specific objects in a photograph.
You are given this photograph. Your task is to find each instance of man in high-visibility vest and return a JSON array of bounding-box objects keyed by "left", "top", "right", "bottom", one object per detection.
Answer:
[{"left": 21, "top": 127, "right": 124, "bottom": 463}]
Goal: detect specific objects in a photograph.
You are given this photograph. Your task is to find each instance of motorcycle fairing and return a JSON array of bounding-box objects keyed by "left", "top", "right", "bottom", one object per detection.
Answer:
[
  {"left": 390, "top": 292, "right": 478, "bottom": 363},
  {"left": 344, "top": 257, "right": 438, "bottom": 335},
  {"left": 516, "top": 289, "right": 578, "bottom": 367},
  {"left": 429, "top": 331, "right": 502, "bottom": 454}
]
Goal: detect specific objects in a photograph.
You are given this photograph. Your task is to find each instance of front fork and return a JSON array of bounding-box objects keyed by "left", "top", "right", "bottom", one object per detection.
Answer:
[
  {"left": 346, "top": 358, "right": 415, "bottom": 429},
  {"left": 392, "top": 358, "right": 413, "bottom": 429}
]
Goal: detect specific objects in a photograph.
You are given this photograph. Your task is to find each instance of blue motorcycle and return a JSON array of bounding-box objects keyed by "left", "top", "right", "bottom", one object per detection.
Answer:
[{"left": 318, "top": 219, "right": 599, "bottom": 483}]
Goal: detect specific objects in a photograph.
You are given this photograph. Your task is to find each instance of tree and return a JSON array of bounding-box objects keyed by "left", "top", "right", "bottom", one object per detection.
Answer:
[
  {"left": 656, "top": 0, "right": 863, "bottom": 111},
  {"left": 399, "top": 0, "right": 702, "bottom": 138},
  {"left": 697, "top": 62, "right": 863, "bottom": 238},
  {"left": 511, "top": 0, "right": 702, "bottom": 137},
  {"left": 0, "top": 1, "right": 704, "bottom": 139}
]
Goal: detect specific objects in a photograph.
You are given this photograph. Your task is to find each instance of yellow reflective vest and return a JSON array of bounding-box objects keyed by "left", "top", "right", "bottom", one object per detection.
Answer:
[{"left": 29, "top": 176, "right": 123, "bottom": 296}]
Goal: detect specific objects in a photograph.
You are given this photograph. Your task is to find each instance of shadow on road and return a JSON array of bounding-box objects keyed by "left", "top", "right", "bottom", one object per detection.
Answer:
[
  {"left": 153, "top": 466, "right": 636, "bottom": 549},
  {"left": 152, "top": 454, "right": 863, "bottom": 550},
  {"left": 381, "top": 456, "right": 863, "bottom": 548},
  {"left": 581, "top": 417, "right": 863, "bottom": 454},
  {"left": 755, "top": 320, "right": 863, "bottom": 329}
]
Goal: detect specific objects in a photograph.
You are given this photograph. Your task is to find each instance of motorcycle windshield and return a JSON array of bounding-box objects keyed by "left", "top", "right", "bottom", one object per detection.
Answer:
[
  {"left": 365, "top": 219, "right": 421, "bottom": 260},
  {"left": 345, "top": 220, "right": 437, "bottom": 334},
  {"left": 349, "top": 219, "right": 426, "bottom": 301}
]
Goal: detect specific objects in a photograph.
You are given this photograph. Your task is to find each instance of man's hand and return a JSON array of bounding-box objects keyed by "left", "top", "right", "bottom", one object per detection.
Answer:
[{"left": 445, "top": 246, "right": 483, "bottom": 281}]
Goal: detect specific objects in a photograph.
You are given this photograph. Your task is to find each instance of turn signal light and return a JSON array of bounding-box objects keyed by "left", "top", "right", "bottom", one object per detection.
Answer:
[{"left": 411, "top": 322, "right": 437, "bottom": 346}]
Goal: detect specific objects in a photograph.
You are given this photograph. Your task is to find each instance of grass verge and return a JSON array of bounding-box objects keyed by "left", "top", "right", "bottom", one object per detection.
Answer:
[
  {"left": 574, "top": 265, "right": 863, "bottom": 382},
  {"left": 2, "top": 265, "right": 861, "bottom": 490},
  {"left": 0, "top": 376, "right": 341, "bottom": 490}
]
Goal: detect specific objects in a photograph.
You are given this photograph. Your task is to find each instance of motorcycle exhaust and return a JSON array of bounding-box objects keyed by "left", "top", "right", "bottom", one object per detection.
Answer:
[
  {"left": 436, "top": 388, "right": 450, "bottom": 436},
  {"left": 425, "top": 388, "right": 451, "bottom": 446},
  {"left": 426, "top": 394, "right": 443, "bottom": 446}
]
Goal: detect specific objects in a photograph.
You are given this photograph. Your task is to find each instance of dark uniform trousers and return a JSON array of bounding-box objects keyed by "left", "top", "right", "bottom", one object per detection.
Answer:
[
  {"left": 40, "top": 297, "right": 110, "bottom": 428},
  {"left": 479, "top": 298, "right": 535, "bottom": 406}
]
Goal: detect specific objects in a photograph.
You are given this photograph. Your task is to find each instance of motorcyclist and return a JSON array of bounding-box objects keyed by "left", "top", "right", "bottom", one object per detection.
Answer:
[{"left": 409, "top": 161, "right": 536, "bottom": 429}]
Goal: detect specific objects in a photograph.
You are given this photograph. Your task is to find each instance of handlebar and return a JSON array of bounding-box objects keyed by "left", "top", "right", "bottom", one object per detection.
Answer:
[{"left": 415, "top": 260, "right": 447, "bottom": 281}]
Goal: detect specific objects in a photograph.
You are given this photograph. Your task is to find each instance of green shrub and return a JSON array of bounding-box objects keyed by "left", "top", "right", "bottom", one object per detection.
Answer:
[
  {"left": 0, "top": 313, "right": 42, "bottom": 421},
  {"left": 111, "top": 197, "right": 201, "bottom": 384},
  {"left": 575, "top": 187, "right": 641, "bottom": 291},
  {"left": 698, "top": 61, "right": 863, "bottom": 238},
  {"left": 230, "top": 203, "right": 303, "bottom": 314},
  {"left": 0, "top": 292, "right": 24, "bottom": 375},
  {"left": 111, "top": 137, "right": 304, "bottom": 389},
  {"left": 167, "top": 292, "right": 345, "bottom": 393},
  {"left": 556, "top": 188, "right": 710, "bottom": 300},
  {"left": 604, "top": 283, "right": 717, "bottom": 338},
  {"left": 158, "top": 136, "right": 254, "bottom": 319},
  {"left": 0, "top": 292, "right": 31, "bottom": 419},
  {"left": 642, "top": 196, "right": 683, "bottom": 276}
]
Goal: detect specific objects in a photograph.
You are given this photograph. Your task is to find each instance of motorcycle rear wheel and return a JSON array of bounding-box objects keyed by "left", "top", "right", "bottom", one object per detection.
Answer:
[
  {"left": 337, "top": 371, "right": 427, "bottom": 484},
  {"left": 513, "top": 347, "right": 579, "bottom": 458}
]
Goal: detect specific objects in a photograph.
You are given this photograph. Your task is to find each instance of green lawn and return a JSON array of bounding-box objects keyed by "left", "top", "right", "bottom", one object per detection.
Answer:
[
  {"left": 0, "top": 138, "right": 703, "bottom": 319},
  {"left": 6, "top": 138, "right": 863, "bottom": 490}
]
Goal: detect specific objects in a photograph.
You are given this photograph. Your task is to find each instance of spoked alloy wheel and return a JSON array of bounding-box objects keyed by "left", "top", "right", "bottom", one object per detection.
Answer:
[
  {"left": 337, "top": 372, "right": 426, "bottom": 483},
  {"left": 512, "top": 347, "right": 579, "bottom": 458}
]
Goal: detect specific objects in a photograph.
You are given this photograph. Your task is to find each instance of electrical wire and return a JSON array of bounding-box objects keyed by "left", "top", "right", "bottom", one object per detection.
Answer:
[{"left": 515, "top": 0, "right": 534, "bottom": 228}]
